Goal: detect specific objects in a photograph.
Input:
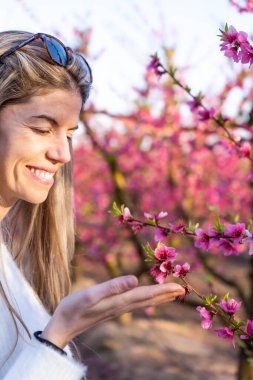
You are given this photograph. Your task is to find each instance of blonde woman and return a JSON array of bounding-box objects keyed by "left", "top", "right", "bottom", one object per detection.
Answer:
[{"left": 0, "top": 30, "right": 185, "bottom": 380}]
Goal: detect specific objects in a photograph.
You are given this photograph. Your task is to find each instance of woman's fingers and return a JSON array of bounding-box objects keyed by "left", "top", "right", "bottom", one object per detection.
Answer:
[
  {"left": 126, "top": 290, "right": 181, "bottom": 312},
  {"left": 76, "top": 275, "right": 139, "bottom": 308},
  {"left": 122, "top": 282, "right": 185, "bottom": 305},
  {"left": 82, "top": 282, "right": 185, "bottom": 318}
]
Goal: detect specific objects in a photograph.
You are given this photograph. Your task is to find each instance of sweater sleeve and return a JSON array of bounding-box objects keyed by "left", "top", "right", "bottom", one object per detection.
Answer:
[{"left": 3, "top": 336, "right": 87, "bottom": 380}]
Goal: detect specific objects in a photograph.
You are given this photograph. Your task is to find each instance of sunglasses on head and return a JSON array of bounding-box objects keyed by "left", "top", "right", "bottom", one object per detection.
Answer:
[{"left": 0, "top": 32, "right": 92, "bottom": 83}]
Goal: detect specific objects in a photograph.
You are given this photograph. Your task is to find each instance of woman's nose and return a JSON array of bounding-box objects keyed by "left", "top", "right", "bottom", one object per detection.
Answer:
[{"left": 46, "top": 135, "right": 71, "bottom": 164}]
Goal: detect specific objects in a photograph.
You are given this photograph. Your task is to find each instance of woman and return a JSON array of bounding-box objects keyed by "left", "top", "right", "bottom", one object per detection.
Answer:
[{"left": 0, "top": 30, "right": 185, "bottom": 380}]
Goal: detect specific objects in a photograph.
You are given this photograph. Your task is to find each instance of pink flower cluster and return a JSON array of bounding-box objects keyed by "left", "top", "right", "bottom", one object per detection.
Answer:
[
  {"left": 220, "top": 25, "right": 253, "bottom": 66},
  {"left": 115, "top": 206, "right": 253, "bottom": 347},
  {"left": 229, "top": 0, "right": 253, "bottom": 13},
  {"left": 240, "top": 320, "right": 253, "bottom": 340},
  {"left": 196, "top": 306, "right": 214, "bottom": 329},
  {"left": 119, "top": 207, "right": 253, "bottom": 257},
  {"left": 148, "top": 243, "right": 190, "bottom": 284},
  {"left": 187, "top": 99, "right": 216, "bottom": 121},
  {"left": 147, "top": 54, "right": 166, "bottom": 77},
  {"left": 194, "top": 223, "right": 253, "bottom": 256},
  {"left": 196, "top": 296, "right": 252, "bottom": 348}
]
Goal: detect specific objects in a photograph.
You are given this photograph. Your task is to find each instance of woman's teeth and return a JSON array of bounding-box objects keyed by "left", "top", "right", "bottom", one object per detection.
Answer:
[{"left": 30, "top": 167, "right": 54, "bottom": 180}]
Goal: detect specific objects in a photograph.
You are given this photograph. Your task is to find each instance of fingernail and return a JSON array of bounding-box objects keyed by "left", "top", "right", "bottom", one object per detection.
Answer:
[{"left": 126, "top": 276, "right": 138, "bottom": 289}]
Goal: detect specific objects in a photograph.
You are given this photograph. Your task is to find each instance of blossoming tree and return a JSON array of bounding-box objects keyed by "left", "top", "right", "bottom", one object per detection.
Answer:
[{"left": 73, "top": 12, "right": 253, "bottom": 380}]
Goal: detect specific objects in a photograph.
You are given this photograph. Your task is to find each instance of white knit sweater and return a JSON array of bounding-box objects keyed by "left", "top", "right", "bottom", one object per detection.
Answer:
[{"left": 0, "top": 243, "right": 87, "bottom": 380}]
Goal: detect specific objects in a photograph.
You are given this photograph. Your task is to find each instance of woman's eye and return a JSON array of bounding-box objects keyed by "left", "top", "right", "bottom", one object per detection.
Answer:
[
  {"left": 31, "top": 128, "right": 50, "bottom": 135},
  {"left": 31, "top": 128, "right": 73, "bottom": 140}
]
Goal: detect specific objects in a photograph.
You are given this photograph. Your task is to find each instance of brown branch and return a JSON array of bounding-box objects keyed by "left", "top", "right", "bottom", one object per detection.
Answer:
[{"left": 197, "top": 251, "right": 250, "bottom": 315}]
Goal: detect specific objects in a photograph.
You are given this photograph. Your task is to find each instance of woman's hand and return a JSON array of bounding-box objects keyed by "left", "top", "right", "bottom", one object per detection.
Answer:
[{"left": 41, "top": 276, "right": 185, "bottom": 348}]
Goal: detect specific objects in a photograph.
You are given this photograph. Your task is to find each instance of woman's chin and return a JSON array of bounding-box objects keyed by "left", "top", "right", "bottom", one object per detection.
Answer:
[{"left": 19, "top": 192, "right": 49, "bottom": 205}]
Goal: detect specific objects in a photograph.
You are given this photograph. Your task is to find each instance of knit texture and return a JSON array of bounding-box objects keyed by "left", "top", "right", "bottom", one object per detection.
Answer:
[{"left": 0, "top": 243, "right": 87, "bottom": 380}]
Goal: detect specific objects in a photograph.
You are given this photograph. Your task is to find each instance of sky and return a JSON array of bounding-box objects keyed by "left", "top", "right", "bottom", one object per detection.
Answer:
[{"left": 0, "top": 0, "right": 252, "bottom": 113}]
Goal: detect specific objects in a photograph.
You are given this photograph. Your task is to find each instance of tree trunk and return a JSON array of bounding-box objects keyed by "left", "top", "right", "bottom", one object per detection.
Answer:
[{"left": 238, "top": 350, "right": 253, "bottom": 380}]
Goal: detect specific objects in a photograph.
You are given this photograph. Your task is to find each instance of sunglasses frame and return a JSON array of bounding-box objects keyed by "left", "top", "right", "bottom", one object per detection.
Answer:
[{"left": 0, "top": 32, "right": 92, "bottom": 82}]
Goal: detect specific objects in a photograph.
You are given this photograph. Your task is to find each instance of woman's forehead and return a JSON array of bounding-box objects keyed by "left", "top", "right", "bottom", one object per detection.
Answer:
[{"left": 2, "top": 89, "right": 82, "bottom": 125}]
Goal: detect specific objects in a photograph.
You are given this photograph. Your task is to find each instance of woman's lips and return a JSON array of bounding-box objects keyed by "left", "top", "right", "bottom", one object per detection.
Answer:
[{"left": 26, "top": 166, "right": 55, "bottom": 185}]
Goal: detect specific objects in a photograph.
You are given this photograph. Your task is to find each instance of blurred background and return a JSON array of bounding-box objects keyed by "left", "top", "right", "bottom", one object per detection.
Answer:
[{"left": 2, "top": 1, "right": 253, "bottom": 379}]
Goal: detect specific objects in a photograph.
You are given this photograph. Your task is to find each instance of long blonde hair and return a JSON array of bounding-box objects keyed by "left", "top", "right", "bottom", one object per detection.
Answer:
[{"left": 0, "top": 30, "right": 91, "bottom": 355}]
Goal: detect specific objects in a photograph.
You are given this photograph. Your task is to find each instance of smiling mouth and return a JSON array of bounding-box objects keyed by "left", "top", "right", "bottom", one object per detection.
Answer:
[{"left": 26, "top": 166, "right": 55, "bottom": 185}]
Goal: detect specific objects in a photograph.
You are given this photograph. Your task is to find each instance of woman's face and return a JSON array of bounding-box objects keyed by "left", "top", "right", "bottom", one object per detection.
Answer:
[{"left": 0, "top": 89, "right": 82, "bottom": 207}]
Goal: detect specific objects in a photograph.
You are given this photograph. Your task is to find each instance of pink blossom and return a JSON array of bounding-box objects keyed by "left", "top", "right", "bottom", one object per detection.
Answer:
[
  {"left": 144, "top": 211, "right": 168, "bottom": 221},
  {"left": 249, "top": 239, "right": 253, "bottom": 255},
  {"left": 208, "top": 227, "right": 221, "bottom": 243},
  {"left": 144, "top": 212, "right": 155, "bottom": 219},
  {"left": 238, "top": 42, "right": 253, "bottom": 66},
  {"left": 217, "top": 238, "right": 238, "bottom": 256},
  {"left": 220, "top": 25, "right": 248, "bottom": 63},
  {"left": 220, "top": 298, "right": 242, "bottom": 315},
  {"left": 247, "top": 170, "right": 253, "bottom": 181},
  {"left": 121, "top": 207, "right": 133, "bottom": 222},
  {"left": 196, "top": 306, "right": 214, "bottom": 330},
  {"left": 241, "top": 230, "right": 253, "bottom": 255},
  {"left": 147, "top": 54, "right": 166, "bottom": 77},
  {"left": 198, "top": 107, "right": 215, "bottom": 121},
  {"left": 239, "top": 141, "right": 251, "bottom": 157},
  {"left": 150, "top": 265, "right": 167, "bottom": 284},
  {"left": 240, "top": 320, "right": 253, "bottom": 340},
  {"left": 195, "top": 228, "right": 211, "bottom": 251},
  {"left": 150, "top": 261, "right": 173, "bottom": 284},
  {"left": 154, "top": 244, "right": 177, "bottom": 261},
  {"left": 157, "top": 211, "right": 168, "bottom": 219},
  {"left": 169, "top": 222, "right": 186, "bottom": 233},
  {"left": 247, "top": 320, "right": 253, "bottom": 334},
  {"left": 131, "top": 222, "right": 143, "bottom": 234},
  {"left": 154, "top": 227, "right": 168, "bottom": 242},
  {"left": 145, "top": 306, "right": 156, "bottom": 317},
  {"left": 187, "top": 98, "right": 201, "bottom": 112},
  {"left": 159, "top": 260, "right": 173, "bottom": 274},
  {"left": 230, "top": 0, "right": 253, "bottom": 13},
  {"left": 173, "top": 263, "right": 190, "bottom": 278},
  {"left": 214, "top": 327, "right": 236, "bottom": 349},
  {"left": 224, "top": 223, "right": 245, "bottom": 244}
]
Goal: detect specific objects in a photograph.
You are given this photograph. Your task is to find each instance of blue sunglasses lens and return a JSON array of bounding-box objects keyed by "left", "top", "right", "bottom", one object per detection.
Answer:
[{"left": 45, "top": 37, "right": 68, "bottom": 66}]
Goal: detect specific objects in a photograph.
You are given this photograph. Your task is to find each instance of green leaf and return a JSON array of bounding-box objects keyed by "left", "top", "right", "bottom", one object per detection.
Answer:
[
  {"left": 203, "top": 294, "right": 217, "bottom": 305},
  {"left": 216, "top": 113, "right": 226, "bottom": 125},
  {"left": 144, "top": 258, "right": 155, "bottom": 262},
  {"left": 225, "top": 23, "right": 229, "bottom": 33},
  {"left": 223, "top": 292, "right": 230, "bottom": 302},
  {"left": 145, "top": 216, "right": 156, "bottom": 226},
  {"left": 168, "top": 65, "right": 176, "bottom": 76},
  {"left": 234, "top": 321, "right": 245, "bottom": 328},
  {"left": 185, "top": 85, "right": 191, "bottom": 93},
  {"left": 197, "top": 91, "right": 204, "bottom": 101},
  {"left": 143, "top": 243, "right": 155, "bottom": 259},
  {"left": 112, "top": 202, "right": 122, "bottom": 216},
  {"left": 215, "top": 215, "right": 224, "bottom": 233},
  {"left": 187, "top": 220, "right": 195, "bottom": 232}
]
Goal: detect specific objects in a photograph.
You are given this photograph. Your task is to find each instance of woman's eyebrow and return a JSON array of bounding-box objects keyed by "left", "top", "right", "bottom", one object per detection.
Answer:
[{"left": 30, "top": 114, "right": 78, "bottom": 130}]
